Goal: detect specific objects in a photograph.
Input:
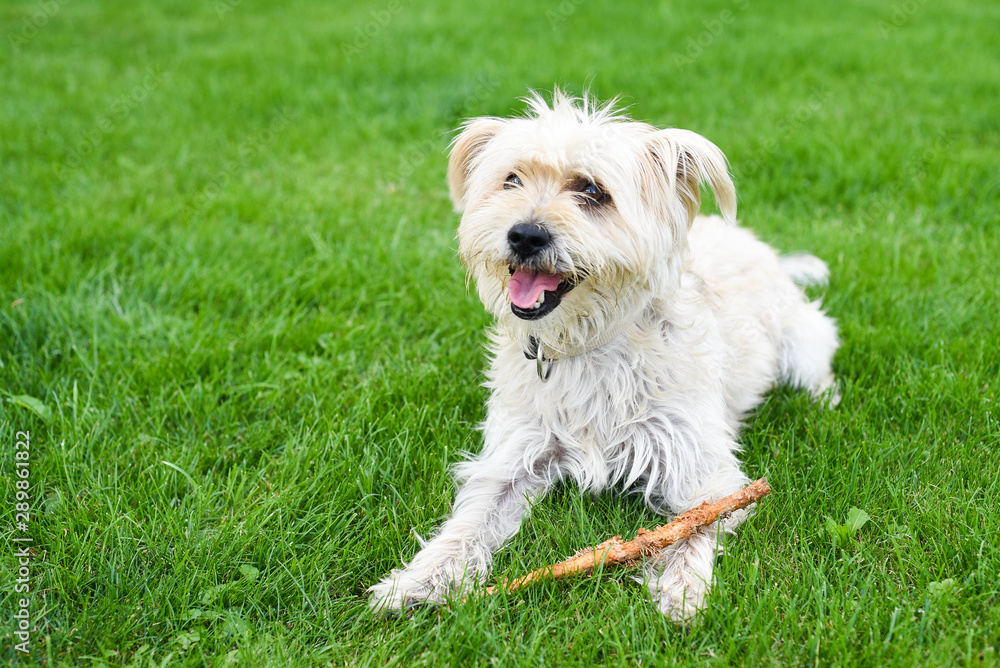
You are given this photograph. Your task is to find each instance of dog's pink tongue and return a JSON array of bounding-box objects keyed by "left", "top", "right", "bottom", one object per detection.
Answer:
[{"left": 508, "top": 269, "right": 562, "bottom": 309}]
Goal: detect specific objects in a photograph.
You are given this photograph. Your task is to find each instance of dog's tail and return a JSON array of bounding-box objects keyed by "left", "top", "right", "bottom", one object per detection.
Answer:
[{"left": 780, "top": 253, "right": 830, "bottom": 287}]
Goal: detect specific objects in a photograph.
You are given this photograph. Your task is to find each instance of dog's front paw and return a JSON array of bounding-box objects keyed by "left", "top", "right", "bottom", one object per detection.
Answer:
[
  {"left": 368, "top": 569, "right": 445, "bottom": 616},
  {"left": 369, "top": 560, "right": 487, "bottom": 617},
  {"left": 645, "top": 572, "right": 709, "bottom": 623},
  {"left": 641, "top": 530, "right": 718, "bottom": 623}
]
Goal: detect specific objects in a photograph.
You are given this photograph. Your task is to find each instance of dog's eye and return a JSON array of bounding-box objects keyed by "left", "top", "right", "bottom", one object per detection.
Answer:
[
  {"left": 504, "top": 173, "right": 522, "bottom": 190},
  {"left": 578, "top": 181, "right": 609, "bottom": 204}
]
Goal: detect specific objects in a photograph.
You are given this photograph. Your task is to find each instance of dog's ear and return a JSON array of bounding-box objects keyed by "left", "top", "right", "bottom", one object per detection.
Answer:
[
  {"left": 448, "top": 117, "right": 504, "bottom": 213},
  {"left": 642, "top": 129, "right": 736, "bottom": 226}
]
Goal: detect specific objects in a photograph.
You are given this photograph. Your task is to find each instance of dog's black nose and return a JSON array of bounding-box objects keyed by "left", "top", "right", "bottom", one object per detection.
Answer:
[{"left": 507, "top": 223, "right": 550, "bottom": 257}]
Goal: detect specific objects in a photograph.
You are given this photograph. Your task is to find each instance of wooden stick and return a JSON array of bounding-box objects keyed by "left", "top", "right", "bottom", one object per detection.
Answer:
[{"left": 484, "top": 478, "right": 771, "bottom": 596}]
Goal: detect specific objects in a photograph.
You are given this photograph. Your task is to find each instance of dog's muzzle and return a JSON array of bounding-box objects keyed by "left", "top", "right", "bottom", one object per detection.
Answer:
[{"left": 505, "top": 222, "right": 580, "bottom": 319}]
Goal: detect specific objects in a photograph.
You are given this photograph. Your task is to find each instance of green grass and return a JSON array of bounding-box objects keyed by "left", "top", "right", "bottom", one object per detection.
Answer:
[{"left": 1, "top": 0, "right": 998, "bottom": 665}]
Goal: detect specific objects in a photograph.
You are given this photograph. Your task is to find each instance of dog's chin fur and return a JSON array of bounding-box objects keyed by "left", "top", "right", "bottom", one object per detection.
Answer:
[{"left": 369, "top": 89, "right": 840, "bottom": 622}]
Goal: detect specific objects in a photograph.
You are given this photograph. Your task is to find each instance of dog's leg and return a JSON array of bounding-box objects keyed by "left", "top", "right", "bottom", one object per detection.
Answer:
[
  {"left": 641, "top": 461, "right": 750, "bottom": 623},
  {"left": 369, "top": 446, "right": 551, "bottom": 613}
]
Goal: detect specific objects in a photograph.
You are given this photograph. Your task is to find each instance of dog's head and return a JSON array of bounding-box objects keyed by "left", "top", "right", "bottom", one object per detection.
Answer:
[{"left": 449, "top": 90, "right": 735, "bottom": 356}]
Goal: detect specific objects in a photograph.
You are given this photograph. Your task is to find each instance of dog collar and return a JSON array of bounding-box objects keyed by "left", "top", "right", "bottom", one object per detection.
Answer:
[{"left": 522, "top": 318, "right": 635, "bottom": 382}]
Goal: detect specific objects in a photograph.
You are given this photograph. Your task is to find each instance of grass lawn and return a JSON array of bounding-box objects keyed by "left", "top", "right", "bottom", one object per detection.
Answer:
[{"left": 2, "top": 0, "right": 998, "bottom": 665}]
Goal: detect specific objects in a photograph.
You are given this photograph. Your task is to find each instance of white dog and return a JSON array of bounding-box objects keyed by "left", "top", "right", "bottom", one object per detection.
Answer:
[{"left": 370, "top": 90, "right": 838, "bottom": 621}]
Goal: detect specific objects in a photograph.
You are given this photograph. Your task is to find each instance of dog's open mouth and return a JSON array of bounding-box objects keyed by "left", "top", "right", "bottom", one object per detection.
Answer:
[{"left": 507, "top": 266, "right": 579, "bottom": 320}]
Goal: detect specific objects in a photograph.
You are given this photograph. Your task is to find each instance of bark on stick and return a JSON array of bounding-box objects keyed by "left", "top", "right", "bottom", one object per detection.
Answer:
[{"left": 485, "top": 477, "right": 771, "bottom": 596}]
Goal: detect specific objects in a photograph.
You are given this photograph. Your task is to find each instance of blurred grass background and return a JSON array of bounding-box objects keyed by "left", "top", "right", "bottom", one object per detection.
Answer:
[{"left": 1, "top": 0, "right": 998, "bottom": 665}]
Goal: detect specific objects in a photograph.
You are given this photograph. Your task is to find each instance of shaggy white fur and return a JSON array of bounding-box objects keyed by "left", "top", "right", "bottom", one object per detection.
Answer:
[{"left": 369, "top": 90, "right": 839, "bottom": 621}]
